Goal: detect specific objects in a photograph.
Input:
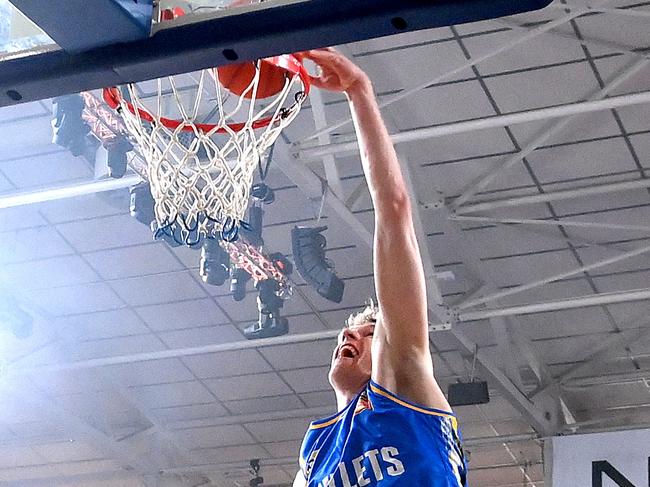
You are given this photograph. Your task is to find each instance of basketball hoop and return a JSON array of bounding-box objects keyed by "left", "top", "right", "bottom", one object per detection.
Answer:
[{"left": 103, "top": 53, "right": 310, "bottom": 244}]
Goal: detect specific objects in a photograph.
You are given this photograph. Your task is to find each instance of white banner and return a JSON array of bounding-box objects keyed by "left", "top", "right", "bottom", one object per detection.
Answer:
[{"left": 551, "top": 429, "right": 650, "bottom": 486}]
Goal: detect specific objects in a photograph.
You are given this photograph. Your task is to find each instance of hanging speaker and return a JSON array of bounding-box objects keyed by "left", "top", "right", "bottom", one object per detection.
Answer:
[{"left": 291, "top": 226, "right": 344, "bottom": 303}]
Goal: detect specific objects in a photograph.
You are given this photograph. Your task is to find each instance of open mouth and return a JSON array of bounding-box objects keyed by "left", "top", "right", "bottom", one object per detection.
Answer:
[{"left": 337, "top": 344, "right": 358, "bottom": 359}]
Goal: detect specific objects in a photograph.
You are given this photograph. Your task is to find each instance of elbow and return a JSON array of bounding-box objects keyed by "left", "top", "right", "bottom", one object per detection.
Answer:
[{"left": 377, "top": 191, "right": 412, "bottom": 217}]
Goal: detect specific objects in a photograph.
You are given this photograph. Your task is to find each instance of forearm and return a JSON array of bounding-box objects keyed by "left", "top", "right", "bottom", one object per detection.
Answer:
[
  {"left": 346, "top": 80, "right": 410, "bottom": 214},
  {"left": 346, "top": 78, "right": 428, "bottom": 341}
]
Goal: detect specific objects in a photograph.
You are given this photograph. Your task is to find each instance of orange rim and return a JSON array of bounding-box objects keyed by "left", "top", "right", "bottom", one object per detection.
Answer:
[{"left": 103, "top": 54, "right": 311, "bottom": 133}]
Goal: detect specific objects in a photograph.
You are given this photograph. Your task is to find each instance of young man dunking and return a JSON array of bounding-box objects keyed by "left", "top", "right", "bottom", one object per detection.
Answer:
[{"left": 293, "top": 49, "right": 467, "bottom": 487}]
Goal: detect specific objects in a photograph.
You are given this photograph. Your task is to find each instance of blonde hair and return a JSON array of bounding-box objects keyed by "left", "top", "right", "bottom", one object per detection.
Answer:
[{"left": 345, "top": 298, "right": 379, "bottom": 328}]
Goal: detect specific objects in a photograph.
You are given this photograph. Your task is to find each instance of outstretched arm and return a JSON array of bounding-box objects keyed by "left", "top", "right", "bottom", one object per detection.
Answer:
[{"left": 301, "top": 49, "right": 450, "bottom": 411}]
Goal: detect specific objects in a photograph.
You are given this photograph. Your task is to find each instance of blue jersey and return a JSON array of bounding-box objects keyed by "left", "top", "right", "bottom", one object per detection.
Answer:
[{"left": 299, "top": 380, "right": 467, "bottom": 487}]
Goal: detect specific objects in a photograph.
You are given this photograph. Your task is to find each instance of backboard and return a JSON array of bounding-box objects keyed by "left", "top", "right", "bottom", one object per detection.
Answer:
[{"left": 0, "top": 0, "right": 554, "bottom": 107}]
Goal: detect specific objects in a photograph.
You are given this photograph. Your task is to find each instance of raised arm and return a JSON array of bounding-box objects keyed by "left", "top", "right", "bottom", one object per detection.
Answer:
[{"left": 301, "top": 49, "right": 450, "bottom": 411}]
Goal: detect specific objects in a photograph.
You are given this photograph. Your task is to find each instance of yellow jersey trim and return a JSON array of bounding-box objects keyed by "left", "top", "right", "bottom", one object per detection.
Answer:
[
  {"left": 309, "top": 410, "right": 347, "bottom": 430},
  {"left": 369, "top": 383, "right": 456, "bottom": 420}
]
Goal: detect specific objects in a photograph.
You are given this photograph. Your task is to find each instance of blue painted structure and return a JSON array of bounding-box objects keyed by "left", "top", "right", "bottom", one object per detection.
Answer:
[
  {"left": 8, "top": 0, "right": 153, "bottom": 52},
  {"left": 0, "top": 0, "right": 553, "bottom": 107}
]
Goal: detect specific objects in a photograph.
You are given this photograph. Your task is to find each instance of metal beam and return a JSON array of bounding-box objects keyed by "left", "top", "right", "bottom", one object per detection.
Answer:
[
  {"left": 8, "top": 296, "right": 650, "bottom": 375},
  {"left": 307, "top": 67, "right": 345, "bottom": 199},
  {"left": 296, "top": 88, "right": 650, "bottom": 160},
  {"left": 458, "top": 288, "right": 650, "bottom": 320},
  {"left": 274, "top": 138, "right": 376, "bottom": 250},
  {"left": 13, "top": 323, "right": 450, "bottom": 374},
  {"left": 6, "top": 170, "right": 650, "bottom": 216},
  {"left": 454, "top": 177, "right": 650, "bottom": 215},
  {"left": 301, "top": 1, "right": 601, "bottom": 142},
  {"left": 490, "top": 316, "right": 526, "bottom": 391},
  {"left": 450, "top": 214, "right": 650, "bottom": 234},
  {"left": 0, "top": 0, "right": 554, "bottom": 106},
  {"left": 0, "top": 174, "right": 141, "bottom": 209},
  {"left": 457, "top": 242, "right": 650, "bottom": 311},
  {"left": 450, "top": 55, "right": 650, "bottom": 209},
  {"left": 435, "top": 207, "right": 563, "bottom": 434},
  {"left": 529, "top": 314, "right": 650, "bottom": 398},
  {"left": 453, "top": 330, "right": 558, "bottom": 435}
]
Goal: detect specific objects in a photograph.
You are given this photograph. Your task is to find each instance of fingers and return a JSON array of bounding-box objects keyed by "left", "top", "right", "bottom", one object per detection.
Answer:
[
  {"left": 306, "top": 73, "right": 333, "bottom": 90},
  {"left": 307, "top": 75, "right": 327, "bottom": 90},
  {"left": 296, "top": 47, "right": 340, "bottom": 62}
]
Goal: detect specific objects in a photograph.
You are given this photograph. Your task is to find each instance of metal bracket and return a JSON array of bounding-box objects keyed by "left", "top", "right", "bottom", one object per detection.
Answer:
[
  {"left": 430, "top": 322, "right": 452, "bottom": 332},
  {"left": 420, "top": 191, "right": 446, "bottom": 210}
]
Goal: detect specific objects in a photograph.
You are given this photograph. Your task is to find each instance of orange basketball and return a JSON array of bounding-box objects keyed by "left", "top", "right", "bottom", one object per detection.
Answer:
[{"left": 216, "top": 61, "right": 288, "bottom": 99}]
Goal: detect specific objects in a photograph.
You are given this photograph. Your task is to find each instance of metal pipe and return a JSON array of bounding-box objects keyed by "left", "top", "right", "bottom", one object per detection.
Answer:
[
  {"left": 562, "top": 369, "right": 650, "bottom": 387},
  {"left": 458, "top": 288, "right": 650, "bottom": 320},
  {"left": 301, "top": 3, "right": 599, "bottom": 142},
  {"left": 14, "top": 328, "right": 343, "bottom": 373},
  {"left": 15, "top": 324, "right": 448, "bottom": 374},
  {"left": 455, "top": 177, "right": 650, "bottom": 214},
  {"left": 14, "top": 289, "right": 650, "bottom": 373},
  {"left": 0, "top": 174, "right": 141, "bottom": 209},
  {"left": 458, "top": 243, "right": 650, "bottom": 310},
  {"left": 449, "top": 214, "right": 650, "bottom": 233},
  {"left": 296, "top": 89, "right": 650, "bottom": 160}
]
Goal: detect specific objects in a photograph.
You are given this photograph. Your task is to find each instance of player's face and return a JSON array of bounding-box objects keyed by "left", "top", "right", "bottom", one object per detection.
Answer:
[{"left": 328, "top": 322, "right": 375, "bottom": 393}]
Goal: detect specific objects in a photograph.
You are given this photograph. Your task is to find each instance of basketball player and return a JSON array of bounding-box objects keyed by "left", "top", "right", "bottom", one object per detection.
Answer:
[{"left": 292, "top": 48, "right": 467, "bottom": 487}]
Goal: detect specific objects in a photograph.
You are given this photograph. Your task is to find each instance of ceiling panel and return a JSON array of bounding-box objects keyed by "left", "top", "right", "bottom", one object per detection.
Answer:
[
  {"left": 135, "top": 298, "right": 230, "bottom": 331},
  {"left": 36, "top": 192, "right": 129, "bottom": 224},
  {"left": 484, "top": 61, "right": 600, "bottom": 113},
  {"left": 110, "top": 271, "right": 207, "bottom": 307},
  {"left": 157, "top": 324, "right": 245, "bottom": 348},
  {"left": 223, "top": 394, "right": 305, "bottom": 416},
  {"left": 84, "top": 243, "right": 183, "bottom": 280},
  {"left": 1, "top": 255, "right": 99, "bottom": 291},
  {"left": 205, "top": 373, "right": 293, "bottom": 401},
  {"left": 55, "top": 214, "right": 154, "bottom": 253},
  {"left": 0, "top": 226, "right": 73, "bottom": 264},
  {"left": 181, "top": 350, "right": 272, "bottom": 379},
  {"left": 177, "top": 424, "right": 257, "bottom": 450},
  {"left": 152, "top": 402, "right": 229, "bottom": 423},
  {"left": 130, "top": 381, "right": 216, "bottom": 409},
  {"left": 58, "top": 308, "right": 150, "bottom": 341},
  {"left": 280, "top": 366, "right": 332, "bottom": 395},
  {"left": 259, "top": 342, "right": 334, "bottom": 371},
  {"left": 104, "top": 359, "right": 195, "bottom": 387},
  {"left": 244, "top": 418, "right": 311, "bottom": 443},
  {"left": 28, "top": 282, "right": 123, "bottom": 316},
  {"left": 1, "top": 150, "right": 92, "bottom": 189}
]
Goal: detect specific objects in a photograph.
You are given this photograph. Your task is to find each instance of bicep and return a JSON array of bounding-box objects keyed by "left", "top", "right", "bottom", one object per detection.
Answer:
[{"left": 373, "top": 203, "right": 429, "bottom": 352}]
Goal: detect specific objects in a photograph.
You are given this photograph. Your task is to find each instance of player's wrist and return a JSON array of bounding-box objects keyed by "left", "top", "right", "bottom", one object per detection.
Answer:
[{"left": 345, "top": 75, "right": 373, "bottom": 100}]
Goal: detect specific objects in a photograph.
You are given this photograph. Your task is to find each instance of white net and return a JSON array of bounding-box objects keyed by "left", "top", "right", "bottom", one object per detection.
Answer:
[{"left": 108, "top": 57, "right": 307, "bottom": 244}]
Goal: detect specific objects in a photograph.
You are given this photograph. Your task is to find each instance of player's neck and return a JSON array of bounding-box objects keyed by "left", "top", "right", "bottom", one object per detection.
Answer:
[{"left": 334, "top": 385, "right": 365, "bottom": 411}]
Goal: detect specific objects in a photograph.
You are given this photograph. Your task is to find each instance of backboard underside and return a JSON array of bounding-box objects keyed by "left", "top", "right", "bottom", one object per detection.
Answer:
[{"left": 0, "top": 0, "right": 554, "bottom": 107}]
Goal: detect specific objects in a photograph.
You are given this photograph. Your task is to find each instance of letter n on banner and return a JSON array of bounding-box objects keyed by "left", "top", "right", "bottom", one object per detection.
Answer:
[{"left": 592, "top": 461, "right": 636, "bottom": 487}]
